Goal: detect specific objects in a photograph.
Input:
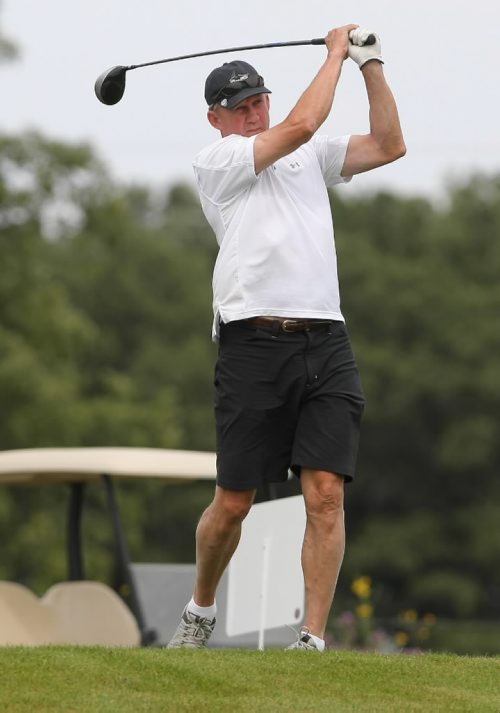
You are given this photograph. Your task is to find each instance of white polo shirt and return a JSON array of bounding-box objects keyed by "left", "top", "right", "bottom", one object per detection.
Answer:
[{"left": 193, "top": 133, "right": 352, "bottom": 339}]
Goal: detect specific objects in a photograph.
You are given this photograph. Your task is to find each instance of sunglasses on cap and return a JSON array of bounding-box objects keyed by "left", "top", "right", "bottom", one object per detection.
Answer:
[{"left": 211, "top": 72, "right": 265, "bottom": 106}]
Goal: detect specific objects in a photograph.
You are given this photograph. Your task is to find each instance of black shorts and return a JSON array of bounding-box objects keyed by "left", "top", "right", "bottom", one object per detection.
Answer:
[{"left": 214, "top": 319, "right": 365, "bottom": 490}]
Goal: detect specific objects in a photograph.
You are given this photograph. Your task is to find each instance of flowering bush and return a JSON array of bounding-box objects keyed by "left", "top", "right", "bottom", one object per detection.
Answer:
[{"left": 329, "top": 576, "right": 437, "bottom": 653}]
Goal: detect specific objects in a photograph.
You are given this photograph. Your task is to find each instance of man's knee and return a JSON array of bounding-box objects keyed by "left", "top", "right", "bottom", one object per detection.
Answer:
[
  {"left": 212, "top": 485, "right": 255, "bottom": 524},
  {"left": 302, "top": 470, "right": 345, "bottom": 518}
]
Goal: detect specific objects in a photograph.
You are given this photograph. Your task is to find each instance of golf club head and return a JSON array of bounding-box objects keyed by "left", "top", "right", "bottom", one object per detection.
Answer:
[{"left": 94, "top": 65, "right": 128, "bottom": 105}]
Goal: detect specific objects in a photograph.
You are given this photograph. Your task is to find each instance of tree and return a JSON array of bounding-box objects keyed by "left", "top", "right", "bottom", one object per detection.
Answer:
[
  {"left": 0, "top": 1, "right": 19, "bottom": 63},
  {"left": 0, "top": 132, "right": 215, "bottom": 588},
  {"left": 331, "top": 180, "right": 500, "bottom": 619}
]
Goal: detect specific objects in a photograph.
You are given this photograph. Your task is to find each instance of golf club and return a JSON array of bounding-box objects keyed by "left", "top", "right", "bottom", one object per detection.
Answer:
[{"left": 95, "top": 35, "right": 376, "bottom": 106}]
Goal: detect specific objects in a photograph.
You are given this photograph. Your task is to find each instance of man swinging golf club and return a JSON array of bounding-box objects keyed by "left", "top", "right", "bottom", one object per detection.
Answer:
[{"left": 168, "top": 23, "right": 405, "bottom": 651}]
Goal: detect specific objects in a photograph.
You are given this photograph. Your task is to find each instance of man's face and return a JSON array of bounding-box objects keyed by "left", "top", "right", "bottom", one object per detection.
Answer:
[{"left": 208, "top": 94, "right": 270, "bottom": 138}]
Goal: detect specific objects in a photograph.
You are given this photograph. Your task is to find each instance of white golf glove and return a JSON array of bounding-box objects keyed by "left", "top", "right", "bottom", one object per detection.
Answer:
[{"left": 348, "top": 28, "right": 383, "bottom": 69}]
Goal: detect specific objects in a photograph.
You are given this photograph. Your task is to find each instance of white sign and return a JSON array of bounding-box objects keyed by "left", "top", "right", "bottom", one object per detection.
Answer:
[{"left": 226, "top": 495, "right": 306, "bottom": 648}]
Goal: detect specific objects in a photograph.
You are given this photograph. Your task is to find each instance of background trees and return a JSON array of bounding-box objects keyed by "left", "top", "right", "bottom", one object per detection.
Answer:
[
  {"left": 332, "top": 183, "right": 500, "bottom": 621},
  {"left": 0, "top": 0, "right": 18, "bottom": 63},
  {"left": 1, "top": 131, "right": 499, "bottom": 636}
]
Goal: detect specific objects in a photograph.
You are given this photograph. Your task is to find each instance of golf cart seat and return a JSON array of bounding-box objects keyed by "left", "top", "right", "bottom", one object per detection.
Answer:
[
  {"left": 41, "top": 580, "right": 141, "bottom": 646},
  {"left": 0, "top": 581, "right": 61, "bottom": 646}
]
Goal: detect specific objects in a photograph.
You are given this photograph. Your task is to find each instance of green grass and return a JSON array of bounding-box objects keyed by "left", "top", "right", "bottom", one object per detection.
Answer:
[{"left": 0, "top": 648, "right": 499, "bottom": 712}]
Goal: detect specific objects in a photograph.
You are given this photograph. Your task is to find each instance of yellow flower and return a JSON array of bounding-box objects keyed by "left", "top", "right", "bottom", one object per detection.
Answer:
[
  {"left": 423, "top": 613, "right": 437, "bottom": 625},
  {"left": 401, "top": 609, "right": 418, "bottom": 623},
  {"left": 417, "top": 626, "right": 430, "bottom": 640},
  {"left": 394, "top": 631, "right": 410, "bottom": 647},
  {"left": 351, "top": 576, "right": 372, "bottom": 599},
  {"left": 356, "top": 603, "right": 374, "bottom": 619}
]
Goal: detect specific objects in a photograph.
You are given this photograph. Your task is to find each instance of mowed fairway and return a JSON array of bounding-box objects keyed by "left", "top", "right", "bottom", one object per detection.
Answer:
[{"left": 0, "top": 648, "right": 499, "bottom": 712}]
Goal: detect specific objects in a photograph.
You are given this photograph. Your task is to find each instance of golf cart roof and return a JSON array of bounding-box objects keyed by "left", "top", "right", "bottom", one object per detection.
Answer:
[{"left": 0, "top": 447, "right": 217, "bottom": 485}]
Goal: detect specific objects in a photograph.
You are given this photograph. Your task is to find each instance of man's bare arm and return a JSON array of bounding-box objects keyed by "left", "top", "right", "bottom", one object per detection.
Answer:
[
  {"left": 342, "top": 61, "right": 406, "bottom": 176},
  {"left": 253, "top": 24, "right": 357, "bottom": 174}
]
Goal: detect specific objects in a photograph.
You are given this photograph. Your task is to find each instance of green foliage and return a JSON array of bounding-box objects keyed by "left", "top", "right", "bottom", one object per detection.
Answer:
[
  {"left": 332, "top": 180, "right": 500, "bottom": 622},
  {"left": 1, "top": 131, "right": 499, "bottom": 632},
  {"left": 431, "top": 619, "right": 500, "bottom": 656},
  {"left": 0, "top": 132, "right": 215, "bottom": 589},
  {"left": 0, "top": 132, "right": 213, "bottom": 452},
  {"left": 0, "top": 0, "right": 19, "bottom": 62}
]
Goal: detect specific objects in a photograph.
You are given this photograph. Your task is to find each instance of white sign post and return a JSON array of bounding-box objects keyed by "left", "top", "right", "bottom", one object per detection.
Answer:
[{"left": 226, "top": 495, "right": 306, "bottom": 649}]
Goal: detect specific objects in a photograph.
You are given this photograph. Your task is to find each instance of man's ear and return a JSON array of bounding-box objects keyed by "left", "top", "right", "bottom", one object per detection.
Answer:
[{"left": 207, "top": 109, "right": 221, "bottom": 130}]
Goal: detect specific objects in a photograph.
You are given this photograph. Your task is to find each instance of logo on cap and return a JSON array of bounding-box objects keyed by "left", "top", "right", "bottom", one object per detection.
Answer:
[{"left": 229, "top": 73, "right": 249, "bottom": 84}]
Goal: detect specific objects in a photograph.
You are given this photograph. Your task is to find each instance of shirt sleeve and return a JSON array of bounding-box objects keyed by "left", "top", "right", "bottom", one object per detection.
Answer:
[
  {"left": 311, "top": 134, "right": 352, "bottom": 187},
  {"left": 193, "top": 134, "right": 258, "bottom": 205}
]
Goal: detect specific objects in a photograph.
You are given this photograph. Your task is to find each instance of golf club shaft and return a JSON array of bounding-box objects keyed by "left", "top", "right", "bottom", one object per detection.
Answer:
[
  {"left": 126, "top": 38, "right": 329, "bottom": 72},
  {"left": 95, "top": 34, "right": 376, "bottom": 105}
]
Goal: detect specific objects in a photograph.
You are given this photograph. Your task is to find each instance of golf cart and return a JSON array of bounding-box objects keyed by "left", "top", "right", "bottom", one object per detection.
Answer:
[
  {"left": 0, "top": 447, "right": 216, "bottom": 647},
  {"left": 0, "top": 447, "right": 305, "bottom": 649}
]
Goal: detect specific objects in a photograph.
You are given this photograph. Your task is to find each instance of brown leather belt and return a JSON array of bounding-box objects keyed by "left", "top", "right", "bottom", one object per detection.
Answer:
[{"left": 246, "top": 316, "right": 334, "bottom": 333}]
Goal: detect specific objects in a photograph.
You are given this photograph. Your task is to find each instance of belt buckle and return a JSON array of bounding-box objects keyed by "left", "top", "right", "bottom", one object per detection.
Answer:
[{"left": 281, "top": 319, "right": 299, "bottom": 332}]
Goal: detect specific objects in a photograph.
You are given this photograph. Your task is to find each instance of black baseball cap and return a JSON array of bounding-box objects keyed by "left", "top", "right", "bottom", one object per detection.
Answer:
[{"left": 204, "top": 60, "right": 271, "bottom": 109}]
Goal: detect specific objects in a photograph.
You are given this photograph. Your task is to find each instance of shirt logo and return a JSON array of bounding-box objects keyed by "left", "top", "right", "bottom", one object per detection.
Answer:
[{"left": 289, "top": 161, "right": 301, "bottom": 169}]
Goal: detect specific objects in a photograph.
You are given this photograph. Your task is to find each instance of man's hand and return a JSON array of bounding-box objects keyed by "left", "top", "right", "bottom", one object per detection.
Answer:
[
  {"left": 348, "top": 28, "right": 383, "bottom": 69},
  {"left": 325, "top": 24, "right": 359, "bottom": 61}
]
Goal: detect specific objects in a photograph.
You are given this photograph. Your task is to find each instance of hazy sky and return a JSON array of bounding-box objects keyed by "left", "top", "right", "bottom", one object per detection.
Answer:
[{"left": 2, "top": 1, "right": 498, "bottom": 200}]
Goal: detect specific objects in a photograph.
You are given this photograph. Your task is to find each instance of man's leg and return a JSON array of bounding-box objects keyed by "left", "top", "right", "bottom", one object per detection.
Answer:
[
  {"left": 194, "top": 484, "right": 256, "bottom": 605},
  {"left": 167, "top": 484, "right": 255, "bottom": 648},
  {"left": 300, "top": 468, "right": 345, "bottom": 640}
]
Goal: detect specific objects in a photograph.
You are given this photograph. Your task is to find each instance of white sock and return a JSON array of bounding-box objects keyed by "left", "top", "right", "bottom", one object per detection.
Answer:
[
  {"left": 310, "top": 634, "right": 325, "bottom": 652},
  {"left": 303, "top": 629, "right": 325, "bottom": 652},
  {"left": 187, "top": 597, "right": 217, "bottom": 620}
]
